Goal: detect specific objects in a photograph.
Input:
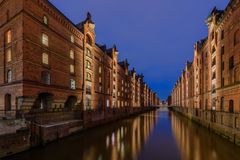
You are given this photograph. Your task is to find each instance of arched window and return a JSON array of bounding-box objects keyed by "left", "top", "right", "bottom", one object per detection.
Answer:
[
  {"left": 41, "top": 71, "right": 51, "bottom": 85},
  {"left": 86, "top": 35, "right": 92, "bottom": 46},
  {"left": 86, "top": 60, "right": 91, "bottom": 69},
  {"left": 43, "top": 16, "right": 48, "bottom": 25},
  {"left": 229, "top": 100, "right": 234, "bottom": 113},
  {"left": 7, "top": 70, "right": 12, "bottom": 83},
  {"left": 86, "top": 48, "right": 91, "bottom": 57},
  {"left": 64, "top": 96, "right": 77, "bottom": 109},
  {"left": 34, "top": 93, "right": 53, "bottom": 110},
  {"left": 5, "top": 94, "right": 11, "bottom": 111},
  {"left": 234, "top": 29, "right": 239, "bottom": 46},
  {"left": 86, "top": 72, "right": 91, "bottom": 81}
]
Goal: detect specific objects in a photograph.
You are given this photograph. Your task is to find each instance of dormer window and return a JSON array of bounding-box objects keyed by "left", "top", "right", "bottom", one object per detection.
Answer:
[
  {"left": 43, "top": 16, "right": 48, "bottom": 25},
  {"left": 86, "top": 35, "right": 92, "bottom": 46}
]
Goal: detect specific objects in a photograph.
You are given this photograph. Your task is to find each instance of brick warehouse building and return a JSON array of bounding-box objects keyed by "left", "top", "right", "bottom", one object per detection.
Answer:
[
  {"left": 171, "top": 0, "right": 240, "bottom": 113},
  {"left": 0, "top": 0, "right": 160, "bottom": 116}
]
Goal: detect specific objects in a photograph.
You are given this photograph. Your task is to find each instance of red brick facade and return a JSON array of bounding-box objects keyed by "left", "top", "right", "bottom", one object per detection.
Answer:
[
  {"left": 171, "top": 0, "right": 240, "bottom": 113},
  {"left": 0, "top": 0, "right": 160, "bottom": 115}
]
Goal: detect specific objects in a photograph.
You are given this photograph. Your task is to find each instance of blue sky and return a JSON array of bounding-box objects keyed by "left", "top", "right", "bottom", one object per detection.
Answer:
[{"left": 50, "top": 0, "right": 230, "bottom": 100}]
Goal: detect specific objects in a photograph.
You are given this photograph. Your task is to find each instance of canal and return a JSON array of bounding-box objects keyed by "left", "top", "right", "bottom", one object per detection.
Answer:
[{"left": 4, "top": 109, "right": 240, "bottom": 160}]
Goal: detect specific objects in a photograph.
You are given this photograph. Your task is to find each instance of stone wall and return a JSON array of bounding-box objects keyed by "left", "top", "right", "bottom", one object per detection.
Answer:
[{"left": 0, "top": 128, "right": 30, "bottom": 158}]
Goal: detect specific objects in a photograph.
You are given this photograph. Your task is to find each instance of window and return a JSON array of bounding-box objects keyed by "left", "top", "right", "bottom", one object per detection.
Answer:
[
  {"left": 70, "top": 35, "right": 74, "bottom": 43},
  {"left": 99, "top": 86, "right": 102, "bottom": 92},
  {"left": 221, "top": 46, "right": 224, "bottom": 55},
  {"left": 7, "top": 70, "right": 12, "bottom": 83},
  {"left": 234, "top": 30, "right": 239, "bottom": 46},
  {"left": 70, "top": 64, "right": 75, "bottom": 74},
  {"left": 6, "top": 48, "right": 12, "bottom": 62},
  {"left": 41, "top": 71, "right": 51, "bottom": 85},
  {"left": 229, "top": 56, "right": 234, "bottom": 70},
  {"left": 86, "top": 73, "right": 91, "bottom": 81},
  {"left": 212, "top": 57, "right": 216, "bottom": 67},
  {"left": 5, "top": 30, "right": 11, "bottom": 44},
  {"left": 86, "top": 35, "right": 92, "bottom": 45},
  {"left": 222, "top": 62, "right": 225, "bottom": 71},
  {"left": 220, "top": 97, "right": 224, "bottom": 111},
  {"left": 221, "top": 30, "right": 224, "bottom": 40},
  {"left": 106, "top": 99, "right": 110, "bottom": 108},
  {"left": 43, "top": 16, "right": 48, "bottom": 25},
  {"left": 99, "top": 67, "right": 102, "bottom": 74},
  {"left": 6, "top": 10, "right": 9, "bottom": 21},
  {"left": 42, "top": 53, "right": 49, "bottom": 65},
  {"left": 86, "top": 85, "right": 91, "bottom": 95},
  {"left": 42, "top": 33, "right": 49, "bottom": 46},
  {"left": 99, "top": 77, "right": 102, "bottom": 83},
  {"left": 70, "top": 79, "right": 76, "bottom": 90},
  {"left": 86, "top": 60, "right": 91, "bottom": 69},
  {"left": 234, "top": 68, "right": 239, "bottom": 83},
  {"left": 211, "top": 32, "right": 214, "bottom": 40},
  {"left": 86, "top": 97, "right": 91, "bottom": 110},
  {"left": 70, "top": 50, "right": 74, "bottom": 59},
  {"left": 221, "top": 78, "right": 225, "bottom": 87},
  {"left": 86, "top": 48, "right": 91, "bottom": 57},
  {"left": 229, "top": 100, "right": 234, "bottom": 113},
  {"left": 212, "top": 47, "right": 216, "bottom": 54}
]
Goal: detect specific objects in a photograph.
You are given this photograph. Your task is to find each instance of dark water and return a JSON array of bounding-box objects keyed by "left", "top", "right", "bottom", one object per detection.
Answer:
[{"left": 4, "top": 109, "right": 240, "bottom": 160}]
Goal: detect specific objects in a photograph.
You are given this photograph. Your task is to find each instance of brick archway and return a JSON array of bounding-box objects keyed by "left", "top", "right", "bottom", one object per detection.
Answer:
[{"left": 33, "top": 93, "right": 53, "bottom": 111}]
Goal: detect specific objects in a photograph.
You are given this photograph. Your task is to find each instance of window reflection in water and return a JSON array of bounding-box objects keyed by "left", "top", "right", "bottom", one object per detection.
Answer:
[
  {"left": 171, "top": 112, "right": 240, "bottom": 160},
  {"left": 5, "top": 110, "right": 240, "bottom": 160}
]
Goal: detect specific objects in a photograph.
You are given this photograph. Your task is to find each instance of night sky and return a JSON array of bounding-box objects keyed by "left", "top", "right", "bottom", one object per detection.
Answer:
[{"left": 50, "top": 0, "right": 229, "bottom": 100}]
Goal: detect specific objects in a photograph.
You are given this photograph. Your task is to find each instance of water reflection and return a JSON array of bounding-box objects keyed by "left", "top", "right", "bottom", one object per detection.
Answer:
[
  {"left": 5, "top": 110, "right": 240, "bottom": 160},
  {"left": 171, "top": 112, "right": 240, "bottom": 160},
  {"left": 6, "top": 111, "right": 157, "bottom": 160}
]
